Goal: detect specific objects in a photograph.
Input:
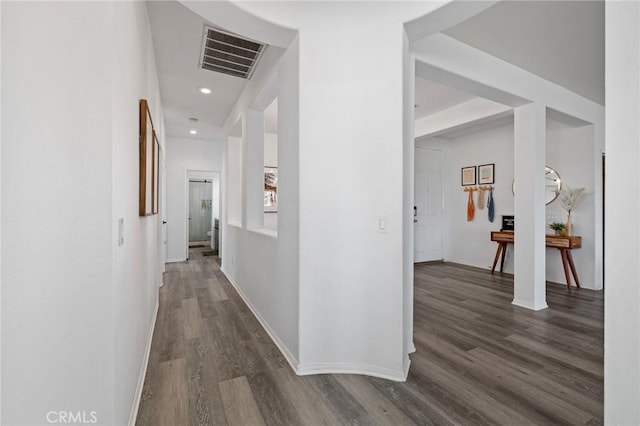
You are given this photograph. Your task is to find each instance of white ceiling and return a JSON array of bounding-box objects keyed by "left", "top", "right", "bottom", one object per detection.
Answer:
[
  {"left": 415, "top": 1, "right": 604, "bottom": 138},
  {"left": 147, "top": 1, "right": 250, "bottom": 141},
  {"left": 414, "top": 78, "right": 476, "bottom": 119},
  {"left": 444, "top": 0, "right": 604, "bottom": 105},
  {"left": 148, "top": 0, "right": 604, "bottom": 142}
]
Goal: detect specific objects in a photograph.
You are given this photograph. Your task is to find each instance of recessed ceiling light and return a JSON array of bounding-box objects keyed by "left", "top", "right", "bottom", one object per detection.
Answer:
[
  {"left": 189, "top": 130, "right": 197, "bottom": 135},
  {"left": 199, "top": 87, "right": 211, "bottom": 94}
]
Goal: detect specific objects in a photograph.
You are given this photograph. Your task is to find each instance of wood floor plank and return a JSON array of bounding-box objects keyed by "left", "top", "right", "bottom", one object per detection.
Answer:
[
  {"left": 269, "top": 367, "right": 343, "bottom": 426},
  {"left": 141, "top": 358, "right": 189, "bottom": 426},
  {"left": 207, "top": 277, "right": 229, "bottom": 302},
  {"left": 365, "top": 373, "right": 458, "bottom": 426},
  {"left": 246, "top": 371, "right": 304, "bottom": 426},
  {"left": 219, "top": 376, "right": 266, "bottom": 426},
  {"left": 506, "top": 333, "right": 604, "bottom": 378},
  {"left": 185, "top": 338, "right": 229, "bottom": 426},
  {"left": 333, "top": 374, "right": 416, "bottom": 425},
  {"left": 137, "top": 249, "right": 603, "bottom": 425},
  {"left": 468, "top": 347, "right": 603, "bottom": 418},
  {"left": 183, "top": 298, "right": 203, "bottom": 340}
]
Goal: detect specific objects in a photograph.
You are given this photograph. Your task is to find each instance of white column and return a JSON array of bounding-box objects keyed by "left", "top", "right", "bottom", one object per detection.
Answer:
[
  {"left": 605, "top": 1, "right": 640, "bottom": 423},
  {"left": 244, "top": 109, "right": 265, "bottom": 230},
  {"left": 295, "top": 8, "right": 407, "bottom": 379},
  {"left": 513, "top": 103, "right": 547, "bottom": 310}
]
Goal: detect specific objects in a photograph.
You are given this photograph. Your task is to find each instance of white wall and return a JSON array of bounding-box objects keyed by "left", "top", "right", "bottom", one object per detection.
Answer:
[
  {"left": 264, "top": 132, "right": 278, "bottom": 167},
  {"left": 227, "top": 136, "right": 243, "bottom": 225},
  {"left": 0, "top": 2, "right": 4, "bottom": 420},
  {"left": 418, "top": 119, "right": 600, "bottom": 290},
  {"left": 111, "top": 3, "right": 166, "bottom": 425},
  {"left": 545, "top": 122, "right": 597, "bottom": 288},
  {"left": 165, "top": 137, "right": 223, "bottom": 262},
  {"left": 605, "top": 1, "right": 640, "bottom": 422},
  {"left": 419, "top": 126, "right": 515, "bottom": 271},
  {"left": 210, "top": 1, "right": 443, "bottom": 381},
  {"left": 2, "top": 2, "right": 165, "bottom": 424},
  {"left": 221, "top": 38, "right": 299, "bottom": 368}
]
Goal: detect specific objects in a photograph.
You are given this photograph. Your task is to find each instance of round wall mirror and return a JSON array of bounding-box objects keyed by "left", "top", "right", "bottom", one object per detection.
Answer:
[{"left": 512, "top": 166, "right": 562, "bottom": 205}]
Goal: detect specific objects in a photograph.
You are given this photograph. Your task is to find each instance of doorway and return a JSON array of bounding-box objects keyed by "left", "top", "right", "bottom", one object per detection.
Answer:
[
  {"left": 414, "top": 146, "right": 444, "bottom": 262},
  {"left": 188, "top": 180, "right": 213, "bottom": 245},
  {"left": 185, "top": 170, "right": 220, "bottom": 259}
]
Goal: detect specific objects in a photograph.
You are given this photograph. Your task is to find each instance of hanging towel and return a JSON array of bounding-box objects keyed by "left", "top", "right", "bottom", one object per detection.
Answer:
[
  {"left": 477, "top": 188, "right": 485, "bottom": 210},
  {"left": 487, "top": 188, "right": 495, "bottom": 222},
  {"left": 467, "top": 189, "right": 475, "bottom": 221}
]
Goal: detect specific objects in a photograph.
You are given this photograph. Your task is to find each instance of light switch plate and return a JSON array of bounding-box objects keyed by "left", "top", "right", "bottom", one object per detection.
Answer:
[
  {"left": 118, "top": 218, "right": 124, "bottom": 247},
  {"left": 378, "top": 217, "right": 388, "bottom": 233}
]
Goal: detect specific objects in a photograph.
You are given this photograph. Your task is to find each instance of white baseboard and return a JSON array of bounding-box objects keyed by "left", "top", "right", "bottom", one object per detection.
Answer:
[
  {"left": 512, "top": 298, "right": 548, "bottom": 311},
  {"left": 128, "top": 296, "right": 159, "bottom": 426},
  {"left": 403, "top": 354, "right": 412, "bottom": 380},
  {"left": 219, "top": 267, "right": 411, "bottom": 383},
  {"left": 220, "top": 267, "right": 300, "bottom": 373},
  {"left": 166, "top": 257, "right": 186, "bottom": 263},
  {"left": 297, "top": 360, "right": 409, "bottom": 382}
]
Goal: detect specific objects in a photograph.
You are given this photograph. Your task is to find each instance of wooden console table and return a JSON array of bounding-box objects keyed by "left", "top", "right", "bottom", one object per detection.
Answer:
[{"left": 490, "top": 230, "right": 582, "bottom": 288}]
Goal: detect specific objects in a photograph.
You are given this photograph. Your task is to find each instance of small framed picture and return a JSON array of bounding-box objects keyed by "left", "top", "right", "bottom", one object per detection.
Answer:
[
  {"left": 264, "top": 166, "right": 278, "bottom": 213},
  {"left": 478, "top": 163, "right": 495, "bottom": 184},
  {"left": 461, "top": 166, "right": 476, "bottom": 186}
]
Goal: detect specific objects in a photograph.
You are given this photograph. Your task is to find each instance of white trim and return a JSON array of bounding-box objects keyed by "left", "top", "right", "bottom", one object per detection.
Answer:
[
  {"left": 403, "top": 354, "right": 412, "bottom": 379},
  {"left": 166, "top": 257, "right": 186, "bottom": 263},
  {"left": 512, "top": 299, "right": 548, "bottom": 311},
  {"left": 247, "top": 228, "right": 277, "bottom": 239},
  {"left": 220, "top": 267, "right": 299, "bottom": 372},
  {"left": 408, "top": 342, "right": 416, "bottom": 354},
  {"left": 128, "top": 297, "right": 159, "bottom": 426},
  {"left": 297, "top": 360, "right": 409, "bottom": 382}
]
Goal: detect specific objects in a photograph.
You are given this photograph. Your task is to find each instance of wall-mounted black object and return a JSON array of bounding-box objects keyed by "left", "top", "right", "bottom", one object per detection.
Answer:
[{"left": 501, "top": 215, "right": 515, "bottom": 231}]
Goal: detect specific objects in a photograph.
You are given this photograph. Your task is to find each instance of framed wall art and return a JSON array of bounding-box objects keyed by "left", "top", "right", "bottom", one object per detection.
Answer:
[
  {"left": 139, "top": 99, "right": 159, "bottom": 216},
  {"left": 478, "top": 163, "right": 495, "bottom": 185},
  {"left": 152, "top": 131, "right": 160, "bottom": 215},
  {"left": 461, "top": 166, "right": 477, "bottom": 186},
  {"left": 264, "top": 166, "right": 278, "bottom": 213}
]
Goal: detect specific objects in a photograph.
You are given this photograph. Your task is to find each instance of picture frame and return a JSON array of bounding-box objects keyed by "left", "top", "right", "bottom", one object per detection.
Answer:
[
  {"left": 461, "top": 166, "right": 477, "bottom": 186},
  {"left": 264, "top": 166, "right": 278, "bottom": 213},
  {"left": 478, "top": 163, "right": 495, "bottom": 184},
  {"left": 139, "top": 99, "right": 158, "bottom": 216},
  {"left": 152, "top": 131, "right": 160, "bottom": 215}
]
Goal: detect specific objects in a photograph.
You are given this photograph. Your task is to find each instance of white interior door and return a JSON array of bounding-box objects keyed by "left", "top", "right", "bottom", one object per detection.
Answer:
[{"left": 414, "top": 147, "right": 443, "bottom": 262}]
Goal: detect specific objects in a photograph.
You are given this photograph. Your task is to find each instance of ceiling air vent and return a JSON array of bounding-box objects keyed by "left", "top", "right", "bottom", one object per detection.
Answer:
[{"left": 199, "top": 26, "right": 265, "bottom": 80}]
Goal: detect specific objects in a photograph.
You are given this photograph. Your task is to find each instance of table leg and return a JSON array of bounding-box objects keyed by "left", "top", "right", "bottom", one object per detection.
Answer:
[
  {"left": 560, "top": 249, "right": 573, "bottom": 288},
  {"left": 566, "top": 250, "right": 581, "bottom": 288},
  {"left": 499, "top": 243, "right": 507, "bottom": 273},
  {"left": 491, "top": 243, "right": 504, "bottom": 274}
]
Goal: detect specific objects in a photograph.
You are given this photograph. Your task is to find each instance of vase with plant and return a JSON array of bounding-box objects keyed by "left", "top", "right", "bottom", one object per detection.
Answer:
[
  {"left": 549, "top": 222, "right": 567, "bottom": 236},
  {"left": 559, "top": 186, "right": 586, "bottom": 236}
]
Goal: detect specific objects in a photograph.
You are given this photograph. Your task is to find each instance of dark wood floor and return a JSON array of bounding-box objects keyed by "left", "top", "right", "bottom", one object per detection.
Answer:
[{"left": 136, "top": 249, "right": 603, "bottom": 425}]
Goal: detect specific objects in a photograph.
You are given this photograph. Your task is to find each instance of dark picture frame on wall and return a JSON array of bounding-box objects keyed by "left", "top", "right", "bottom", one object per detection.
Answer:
[
  {"left": 139, "top": 99, "right": 159, "bottom": 216},
  {"left": 152, "top": 131, "right": 160, "bottom": 215},
  {"left": 461, "top": 166, "right": 477, "bottom": 186},
  {"left": 478, "top": 163, "right": 495, "bottom": 184}
]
